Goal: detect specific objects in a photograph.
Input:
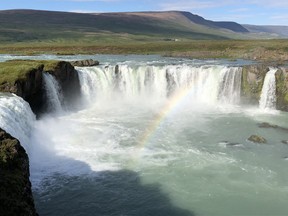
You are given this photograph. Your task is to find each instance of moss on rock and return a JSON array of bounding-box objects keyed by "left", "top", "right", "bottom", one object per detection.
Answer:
[
  {"left": 0, "top": 128, "right": 37, "bottom": 216},
  {"left": 248, "top": 134, "right": 267, "bottom": 143},
  {"left": 275, "top": 67, "right": 288, "bottom": 110},
  {"left": 241, "top": 64, "right": 268, "bottom": 104}
]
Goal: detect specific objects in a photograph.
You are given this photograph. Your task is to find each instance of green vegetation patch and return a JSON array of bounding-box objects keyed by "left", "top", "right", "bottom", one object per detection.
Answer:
[{"left": 0, "top": 60, "right": 60, "bottom": 84}]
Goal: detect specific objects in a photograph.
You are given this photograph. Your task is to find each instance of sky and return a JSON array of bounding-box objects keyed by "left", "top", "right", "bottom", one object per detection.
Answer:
[{"left": 1, "top": 0, "right": 288, "bottom": 25}]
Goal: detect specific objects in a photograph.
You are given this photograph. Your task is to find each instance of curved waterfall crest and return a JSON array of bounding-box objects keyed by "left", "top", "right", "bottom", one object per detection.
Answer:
[
  {"left": 0, "top": 94, "right": 35, "bottom": 150},
  {"left": 77, "top": 64, "right": 242, "bottom": 105}
]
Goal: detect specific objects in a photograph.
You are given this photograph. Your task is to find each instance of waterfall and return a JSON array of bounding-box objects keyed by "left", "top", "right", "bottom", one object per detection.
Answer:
[
  {"left": 218, "top": 67, "right": 242, "bottom": 104},
  {"left": 43, "top": 73, "right": 63, "bottom": 113},
  {"left": 0, "top": 93, "right": 35, "bottom": 151},
  {"left": 259, "top": 68, "right": 278, "bottom": 110},
  {"left": 77, "top": 64, "right": 242, "bottom": 106}
]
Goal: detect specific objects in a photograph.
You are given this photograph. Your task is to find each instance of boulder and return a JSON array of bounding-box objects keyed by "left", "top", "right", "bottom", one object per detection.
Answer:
[
  {"left": 0, "top": 128, "right": 37, "bottom": 216},
  {"left": 258, "top": 122, "right": 288, "bottom": 132},
  {"left": 71, "top": 59, "right": 99, "bottom": 67},
  {"left": 258, "top": 122, "right": 278, "bottom": 128},
  {"left": 248, "top": 135, "right": 267, "bottom": 143}
]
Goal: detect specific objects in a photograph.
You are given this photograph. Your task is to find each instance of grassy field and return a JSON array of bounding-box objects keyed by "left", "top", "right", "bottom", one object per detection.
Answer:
[
  {"left": 0, "top": 60, "right": 59, "bottom": 84},
  {"left": 0, "top": 10, "right": 287, "bottom": 62},
  {"left": 1, "top": 39, "right": 288, "bottom": 63}
]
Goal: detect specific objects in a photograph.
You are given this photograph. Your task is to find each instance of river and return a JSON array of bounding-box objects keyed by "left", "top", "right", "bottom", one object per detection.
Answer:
[{"left": 1, "top": 55, "right": 288, "bottom": 216}]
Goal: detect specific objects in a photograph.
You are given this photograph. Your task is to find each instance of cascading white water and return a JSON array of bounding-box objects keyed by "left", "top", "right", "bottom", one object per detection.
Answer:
[
  {"left": 43, "top": 73, "right": 63, "bottom": 113},
  {"left": 77, "top": 64, "right": 242, "bottom": 106},
  {"left": 0, "top": 93, "right": 35, "bottom": 150},
  {"left": 259, "top": 68, "right": 278, "bottom": 110}
]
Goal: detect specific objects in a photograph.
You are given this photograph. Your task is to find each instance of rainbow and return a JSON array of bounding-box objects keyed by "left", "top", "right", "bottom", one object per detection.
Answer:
[{"left": 135, "top": 85, "right": 195, "bottom": 152}]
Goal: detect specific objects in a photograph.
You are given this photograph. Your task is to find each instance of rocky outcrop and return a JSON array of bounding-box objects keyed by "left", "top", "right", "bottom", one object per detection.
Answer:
[
  {"left": 71, "top": 59, "right": 99, "bottom": 67},
  {"left": 14, "top": 65, "right": 45, "bottom": 116},
  {"left": 0, "top": 61, "right": 81, "bottom": 117},
  {"left": 241, "top": 65, "right": 288, "bottom": 111},
  {"left": 0, "top": 128, "right": 37, "bottom": 216},
  {"left": 241, "top": 64, "right": 268, "bottom": 105},
  {"left": 275, "top": 67, "right": 288, "bottom": 111},
  {"left": 248, "top": 134, "right": 267, "bottom": 143}
]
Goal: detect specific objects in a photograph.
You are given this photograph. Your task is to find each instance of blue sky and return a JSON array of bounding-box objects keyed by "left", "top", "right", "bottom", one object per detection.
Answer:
[{"left": 1, "top": 0, "right": 288, "bottom": 25}]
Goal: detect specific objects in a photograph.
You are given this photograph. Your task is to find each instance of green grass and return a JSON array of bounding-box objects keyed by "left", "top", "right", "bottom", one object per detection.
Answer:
[
  {"left": 1, "top": 39, "right": 288, "bottom": 62},
  {"left": 0, "top": 10, "right": 287, "bottom": 61},
  {"left": 0, "top": 60, "right": 60, "bottom": 84}
]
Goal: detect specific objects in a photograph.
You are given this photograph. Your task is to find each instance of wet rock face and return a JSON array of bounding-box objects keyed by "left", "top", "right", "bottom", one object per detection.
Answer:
[
  {"left": 15, "top": 66, "right": 45, "bottom": 116},
  {"left": 241, "top": 65, "right": 288, "bottom": 111},
  {"left": 46, "top": 61, "right": 81, "bottom": 110},
  {"left": 241, "top": 65, "right": 268, "bottom": 105},
  {"left": 1, "top": 61, "right": 81, "bottom": 117},
  {"left": 0, "top": 128, "right": 37, "bottom": 216},
  {"left": 248, "top": 134, "right": 267, "bottom": 143},
  {"left": 275, "top": 67, "right": 288, "bottom": 111}
]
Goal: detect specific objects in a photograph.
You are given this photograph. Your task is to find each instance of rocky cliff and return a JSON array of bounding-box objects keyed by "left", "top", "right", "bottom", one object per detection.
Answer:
[
  {"left": 0, "top": 60, "right": 83, "bottom": 215},
  {"left": 0, "top": 60, "right": 81, "bottom": 117},
  {"left": 241, "top": 64, "right": 288, "bottom": 111},
  {"left": 0, "top": 128, "right": 37, "bottom": 216}
]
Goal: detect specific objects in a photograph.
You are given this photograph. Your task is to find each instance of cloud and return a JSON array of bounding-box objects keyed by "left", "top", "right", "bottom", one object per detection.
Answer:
[
  {"left": 270, "top": 14, "right": 288, "bottom": 21},
  {"left": 246, "top": 0, "right": 288, "bottom": 8},
  {"left": 230, "top": 8, "right": 250, "bottom": 13}
]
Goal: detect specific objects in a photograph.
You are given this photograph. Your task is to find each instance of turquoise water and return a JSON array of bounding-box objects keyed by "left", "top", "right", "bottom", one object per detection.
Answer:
[
  {"left": 30, "top": 101, "right": 288, "bottom": 216},
  {"left": 1, "top": 55, "right": 287, "bottom": 215}
]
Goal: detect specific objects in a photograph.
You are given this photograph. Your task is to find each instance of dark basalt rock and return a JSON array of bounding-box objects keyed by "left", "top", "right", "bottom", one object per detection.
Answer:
[
  {"left": 248, "top": 134, "right": 267, "bottom": 143},
  {"left": 14, "top": 65, "right": 45, "bottom": 116},
  {"left": 0, "top": 128, "right": 37, "bottom": 216},
  {"left": 71, "top": 59, "right": 99, "bottom": 67},
  {"left": 258, "top": 122, "right": 278, "bottom": 128},
  {"left": 1, "top": 61, "right": 81, "bottom": 117},
  {"left": 258, "top": 122, "right": 288, "bottom": 132}
]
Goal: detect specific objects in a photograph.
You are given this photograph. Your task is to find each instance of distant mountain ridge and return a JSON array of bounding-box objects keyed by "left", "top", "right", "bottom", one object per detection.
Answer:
[
  {"left": 179, "top": 11, "right": 249, "bottom": 33},
  {"left": 0, "top": 9, "right": 287, "bottom": 43},
  {"left": 243, "top": 24, "right": 288, "bottom": 37}
]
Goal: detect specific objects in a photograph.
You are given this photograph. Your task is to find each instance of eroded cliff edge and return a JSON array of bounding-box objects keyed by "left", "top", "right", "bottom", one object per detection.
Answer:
[
  {"left": 242, "top": 64, "right": 288, "bottom": 111},
  {"left": 0, "top": 59, "right": 83, "bottom": 215},
  {"left": 0, "top": 60, "right": 81, "bottom": 117},
  {"left": 0, "top": 128, "right": 37, "bottom": 216}
]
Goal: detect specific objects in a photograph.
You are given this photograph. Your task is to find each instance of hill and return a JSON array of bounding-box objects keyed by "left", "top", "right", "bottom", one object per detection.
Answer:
[
  {"left": 0, "top": 9, "right": 251, "bottom": 44},
  {"left": 243, "top": 25, "right": 288, "bottom": 38}
]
